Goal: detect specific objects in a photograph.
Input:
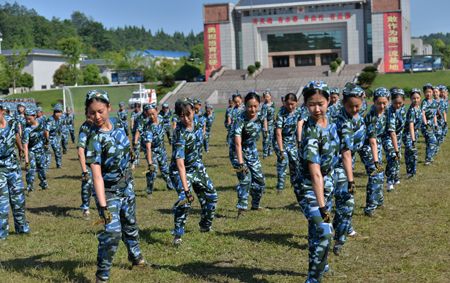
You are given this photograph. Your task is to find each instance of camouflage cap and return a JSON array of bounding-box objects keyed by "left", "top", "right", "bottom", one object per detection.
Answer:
[
  {"left": 143, "top": 103, "right": 156, "bottom": 111},
  {"left": 25, "top": 109, "right": 36, "bottom": 116},
  {"left": 119, "top": 101, "right": 125, "bottom": 107},
  {"left": 162, "top": 102, "right": 169, "bottom": 108},
  {"left": 373, "top": 87, "right": 391, "bottom": 98},
  {"left": 53, "top": 103, "right": 63, "bottom": 112},
  {"left": 85, "top": 89, "right": 110, "bottom": 104}
]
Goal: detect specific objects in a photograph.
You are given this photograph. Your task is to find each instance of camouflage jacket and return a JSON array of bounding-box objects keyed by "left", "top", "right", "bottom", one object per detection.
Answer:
[
  {"left": 45, "top": 115, "right": 63, "bottom": 138},
  {"left": 275, "top": 106, "right": 301, "bottom": 145},
  {"left": 421, "top": 99, "right": 438, "bottom": 125},
  {"left": 404, "top": 105, "right": 422, "bottom": 134},
  {"left": 260, "top": 102, "right": 276, "bottom": 126},
  {"left": 171, "top": 116, "right": 203, "bottom": 172},
  {"left": 22, "top": 121, "right": 46, "bottom": 152},
  {"left": 335, "top": 108, "right": 366, "bottom": 167},
  {"left": 364, "top": 105, "right": 394, "bottom": 144},
  {"left": 0, "top": 119, "right": 20, "bottom": 170}
]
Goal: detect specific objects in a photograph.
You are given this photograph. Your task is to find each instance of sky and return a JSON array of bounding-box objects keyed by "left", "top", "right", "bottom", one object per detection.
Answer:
[{"left": 0, "top": 0, "right": 448, "bottom": 36}]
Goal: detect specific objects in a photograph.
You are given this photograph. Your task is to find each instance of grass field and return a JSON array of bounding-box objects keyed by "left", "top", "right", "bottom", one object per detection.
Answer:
[
  {"left": 371, "top": 70, "right": 450, "bottom": 90},
  {"left": 0, "top": 110, "right": 450, "bottom": 283},
  {"left": 4, "top": 83, "right": 176, "bottom": 115}
]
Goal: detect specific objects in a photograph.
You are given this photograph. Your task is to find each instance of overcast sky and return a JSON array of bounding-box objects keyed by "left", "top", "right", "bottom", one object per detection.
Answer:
[{"left": 1, "top": 0, "right": 447, "bottom": 36}]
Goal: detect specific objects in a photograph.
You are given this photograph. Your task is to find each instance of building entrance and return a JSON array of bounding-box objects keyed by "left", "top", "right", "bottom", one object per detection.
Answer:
[{"left": 272, "top": 56, "right": 290, "bottom": 68}]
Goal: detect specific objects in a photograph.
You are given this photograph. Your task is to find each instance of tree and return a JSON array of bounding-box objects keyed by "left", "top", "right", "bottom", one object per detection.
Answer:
[
  {"left": 57, "top": 37, "right": 82, "bottom": 85},
  {"left": 174, "top": 63, "right": 201, "bottom": 81},
  {"left": 4, "top": 48, "right": 28, "bottom": 94},
  {"left": 190, "top": 44, "right": 204, "bottom": 61},
  {"left": 18, "top": 72, "right": 33, "bottom": 89},
  {"left": 82, "top": 64, "right": 102, "bottom": 85},
  {"left": 53, "top": 64, "right": 76, "bottom": 86},
  {"left": 0, "top": 56, "right": 9, "bottom": 90}
]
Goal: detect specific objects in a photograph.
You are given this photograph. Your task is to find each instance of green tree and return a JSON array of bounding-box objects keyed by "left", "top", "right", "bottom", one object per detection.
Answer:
[
  {"left": 53, "top": 64, "right": 77, "bottom": 86},
  {"left": 18, "top": 72, "right": 33, "bottom": 89},
  {"left": 57, "top": 37, "right": 82, "bottom": 85},
  {"left": 190, "top": 44, "right": 204, "bottom": 61},
  {"left": 4, "top": 48, "right": 29, "bottom": 94},
  {"left": 82, "top": 64, "right": 102, "bottom": 85},
  {"left": 0, "top": 56, "right": 9, "bottom": 90},
  {"left": 174, "top": 63, "right": 201, "bottom": 82}
]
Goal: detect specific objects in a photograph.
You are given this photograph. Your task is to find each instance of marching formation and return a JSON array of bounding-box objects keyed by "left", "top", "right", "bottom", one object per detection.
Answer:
[{"left": 0, "top": 81, "right": 448, "bottom": 282}]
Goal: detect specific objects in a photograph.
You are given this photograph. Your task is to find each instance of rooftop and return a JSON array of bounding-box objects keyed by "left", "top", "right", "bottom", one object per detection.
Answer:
[{"left": 236, "top": 0, "right": 364, "bottom": 9}]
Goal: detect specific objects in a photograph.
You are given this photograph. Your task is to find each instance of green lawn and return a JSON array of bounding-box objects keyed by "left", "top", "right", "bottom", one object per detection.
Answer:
[
  {"left": 5, "top": 83, "right": 177, "bottom": 116},
  {"left": 0, "top": 110, "right": 449, "bottom": 282},
  {"left": 371, "top": 70, "right": 450, "bottom": 90}
]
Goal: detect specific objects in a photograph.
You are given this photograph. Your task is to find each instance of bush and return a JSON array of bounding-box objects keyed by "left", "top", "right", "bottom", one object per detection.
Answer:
[
  {"left": 161, "top": 73, "right": 175, "bottom": 87},
  {"left": 358, "top": 71, "right": 377, "bottom": 87},
  {"left": 174, "top": 63, "right": 201, "bottom": 82},
  {"left": 336, "top": 57, "right": 343, "bottom": 65},
  {"left": 82, "top": 64, "right": 102, "bottom": 85},
  {"left": 18, "top": 73, "right": 33, "bottom": 88},
  {"left": 362, "top": 65, "right": 378, "bottom": 73},
  {"left": 330, "top": 61, "right": 339, "bottom": 72},
  {"left": 255, "top": 61, "right": 261, "bottom": 69},
  {"left": 101, "top": 76, "right": 109, "bottom": 84},
  {"left": 247, "top": 65, "right": 256, "bottom": 75}
]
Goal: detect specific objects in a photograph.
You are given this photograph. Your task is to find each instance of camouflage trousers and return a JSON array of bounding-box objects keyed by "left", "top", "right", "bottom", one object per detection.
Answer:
[
  {"left": 436, "top": 119, "right": 446, "bottom": 146},
  {"left": 262, "top": 124, "right": 274, "bottom": 158},
  {"left": 275, "top": 142, "right": 299, "bottom": 191},
  {"left": 0, "top": 168, "right": 30, "bottom": 239},
  {"left": 164, "top": 125, "right": 172, "bottom": 144},
  {"left": 403, "top": 131, "right": 418, "bottom": 176},
  {"left": 145, "top": 148, "right": 174, "bottom": 194},
  {"left": 61, "top": 130, "right": 69, "bottom": 153},
  {"left": 69, "top": 127, "right": 75, "bottom": 143},
  {"left": 359, "top": 144, "right": 384, "bottom": 214},
  {"left": 96, "top": 182, "right": 142, "bottom": 281},
  {"left": 332, "top": 167, "right": 355, "bottom": 250},
  {"left": 49, "top": 136, "right": 62, "bottom": 168},
  {"left": 171, "top": 163, "right": 217, "bottom": 236},
  {"left": 296, "top": 174, "right": 334, "bottom": 283},
  {"left": 230, "top": 148, "right": 266, "bottom": 210},
  {"left": 421, "top": 125, "right": 438, "bottom": 162},
  {"left": 203, "top": 130, "right": 212, "bottom": 152},
  {"left": 121, "top": 122, "right": 129, "bottom": 137},
  {"left": 80, "top": 169, "right": 95, "bottom": 211},
  {"left": 382, "top": 135, "right": 401, "bottom": 185},
  {"left": 26, "top": 149, "right": 48, "bottom": 191}
]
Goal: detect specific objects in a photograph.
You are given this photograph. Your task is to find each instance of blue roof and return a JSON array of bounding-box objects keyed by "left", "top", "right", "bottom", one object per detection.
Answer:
[{"left": 142, "top": 49, "right": 190, "bottom": 59}]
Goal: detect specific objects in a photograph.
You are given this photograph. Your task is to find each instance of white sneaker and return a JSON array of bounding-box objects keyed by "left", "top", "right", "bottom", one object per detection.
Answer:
[
  {"left": 395, "top": 180, "right": 400, "bottom": 185},
  {"left": 387, "top": 184, "right": 394, "bottom": 192},
  {"left": 348, "top": 230, "right": 358, "bottom": 237}
]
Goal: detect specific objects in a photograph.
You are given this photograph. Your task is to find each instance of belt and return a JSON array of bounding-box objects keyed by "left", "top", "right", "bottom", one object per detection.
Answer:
[{"left": 104, "top": 169, "right": 131, "bottom": 192}]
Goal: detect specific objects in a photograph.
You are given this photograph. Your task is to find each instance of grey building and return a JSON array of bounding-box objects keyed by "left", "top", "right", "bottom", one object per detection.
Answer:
[{"left": 203, "top": 0, "right": 410, "bottom": 78}]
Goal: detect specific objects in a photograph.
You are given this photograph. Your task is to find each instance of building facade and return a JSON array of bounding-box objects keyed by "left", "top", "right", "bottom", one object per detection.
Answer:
[{"left": 204, "top": 0, "right": 410, "bottom": 78}]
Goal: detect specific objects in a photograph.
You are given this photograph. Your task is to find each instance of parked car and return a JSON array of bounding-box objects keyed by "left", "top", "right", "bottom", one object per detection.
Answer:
[{"left": 128, "top": 88, "right": 157, "bottom": 107}]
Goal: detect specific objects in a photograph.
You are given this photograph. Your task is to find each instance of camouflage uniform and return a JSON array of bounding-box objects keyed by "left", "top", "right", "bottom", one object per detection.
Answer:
[
  {"left": 23, "top": 120, "right": 48, "bottom": 191},
  {"left": 361, "top": 105, "right": 394, "bottom": 215},
  {"left": 229, "top": 111, "right": 265, "bottom": 210},
  {"left": 85, "top": 118, "right": 143, "bottom": 281},
  {"left": 195, "top": 112, "right": 206, "bottom": 159},
  {"left": 117, "top": 109, "right": 129, "bottom": 136},
  {"left": 45, "top": 115, "right": 63, "bottom": 168},
  {"left": 228, "top": 105, "right": 245, "bottom": 144},
  {"left": 160, "top": 108, "right": 173, "bottom": 144},
  {"left": 359, "top": 99, "right": 368, "bottom": 116},
  {"left": 403, "top": 105, "right": 421, "bottom": 176},
  {"left": 0, "top": 118, "right": 30, "bottom": 239},
  {"left": 66, "top": 112, "right": 75, "bottom": 143},
  {"left": 260, "top": 101, "right": 275, "bottom": 157},
  {"left": 225, "top": 105, "right": 233, "bottom": 145},
  {"left": 61, "top": 113, "right": 70, "bottom": 154},
  {"left": 436, "top": 98, "right": 446, "bottom": 145},
  {"left": 421, "top": 99, "right": 438, "bottom": 162},
  {"left": 143, "top": 116, "right": 174, "bottom": 194},
  {"left": 130, "top": 110, "right": 142, "bottom": 165},
  {"left": 170, "top": 116, "right": 217, "bottom": 236},
  {"left": 382, "top": 105, "right": 406, "bottom": 185},
  {"left": 274, "top": 106, "right": 301, "bottom": 192},
  {"left": 333, "top": 108, "right": 365, "bottom": 252},
  {"left": 14, "top": 113, "right": 26, "bottom": 136},
  {"left": 133, "top": 112, "right": 150, "bottom": 166},
  {"left": 78, "top": 121, "right": 95, "bottom": 211},
  {"left": 327, "top": 101, "right": 342, "bottom": 124},
  {"left": 203, "top": 111, "right": 215, "bottom": 152},
  {"left": 296, "top": 117, "right": 340, "bottom": 283}
]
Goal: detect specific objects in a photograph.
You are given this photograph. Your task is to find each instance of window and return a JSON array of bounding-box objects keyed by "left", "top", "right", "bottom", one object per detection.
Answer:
[
  {"left": 41, "top": 85, "right": 47, "bottom": 90},
  {"left": 268, "top": 31, "right": 343, "bottom": 52}
]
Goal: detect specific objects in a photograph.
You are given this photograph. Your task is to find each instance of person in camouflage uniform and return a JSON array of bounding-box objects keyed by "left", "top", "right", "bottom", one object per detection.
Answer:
[
  {"left": 327, "top": 87, "right": 342, "bottom": 123},
  {"left": 403, "top": 88, "right": 422, "bottom": 178},
  {"left": 170, "top": 99, "right": 217, "bottom": 246},
  {"left": 132, "top": 104, "right": 152, "bottom": 167},
  {"left": 36, "top": 107, "right": 47, "bottom": 124},
  {"left": 84, "top": 90, "right": 150, "bottom": 282},
  {"left": 193, "top": 99, "right": 206, "bottom": 158},
  {"left": 45, "top": 104, "right": 64, "bottom": 168},
  {"left": 224, "top": 98, "right": 234, "bottom": 145},
  {"left": 436, "top": 85, "right": 448, "bottom": 146},
  {"left": 160, "top": 102, "right": 173, "bottom": 144},
  {"left": 61, "top": 108, "right": 71, "bottom": 154},
  {"left": 229, "top": 92, "right": 265, "bottom": 215},
  {"left": 274, "top": 93, "right": 301, "bottom": 193},
  {"left": 0, "top": 103, "right": 30, "bottom": 240},
  {"left": 332, "top": 84, "right": 366, "bottom": 256},
  {"left": 360, "top": 87, "right": 394, "bottom": 217},
  {"left": 23, "top": 109, "right": 49, "bottom": 192},
  {"left": 66, "top": 107, "right": 76, "bottom": 143},
  {"left": 14, "top": 103, "right": 27, "bottom": 137},
  {"left": 295, "top": 81, "right": 340, "bottom": 283},
  {"left": 227, "top": 93, "right": 244, "bottom": 145},
  {"left": 382, "top": 88, "right": 406, "bottom": 192},
  {"left": 117, "top": 102, "right": 129, "bottom": 136},
  {"left": 421, "top": 83, "right": 439, "bottom": 165},
  {"left": 202, "top": 103, "right": 215, "bottom": 153},
  {"left": 439, "top": 85, "right": 449, "bottom": 140},
  {"left": 142, "top": 104, "right": 174, "bottom": 196},
  {"left": 78, "top": 116, "right": 96, "bottom": 218},
  {"left": 359, "top": 92, "right": 368, "bottom": 116},
  {"left": 260, "top": 90, "right": 275, "bottom": 158},
  {"left": 130, "top": 103, "right": 142, "bottom": 166}
]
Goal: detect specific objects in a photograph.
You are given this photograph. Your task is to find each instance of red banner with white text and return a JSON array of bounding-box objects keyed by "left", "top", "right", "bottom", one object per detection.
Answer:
[
  {"left": 204, "top": 24, "right": 221, "bottom": 81},
  {"left": 384, "top": 12, "right": 403, "bottom": 72}
]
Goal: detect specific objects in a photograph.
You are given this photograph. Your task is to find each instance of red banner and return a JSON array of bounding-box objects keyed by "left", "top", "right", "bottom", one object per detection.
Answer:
[
  {"left": 384, "top": 12, "right": 403, "bottom": 72},
  {"left": 204, "top": 24, "right": 221, "bottom": 80}
]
